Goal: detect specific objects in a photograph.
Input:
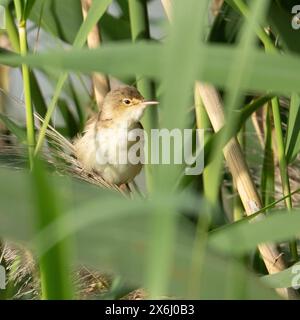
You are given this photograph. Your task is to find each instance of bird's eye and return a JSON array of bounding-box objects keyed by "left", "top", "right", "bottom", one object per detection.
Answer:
[{"left": 123, "top": 98, "right": 131, "bottom": 105}]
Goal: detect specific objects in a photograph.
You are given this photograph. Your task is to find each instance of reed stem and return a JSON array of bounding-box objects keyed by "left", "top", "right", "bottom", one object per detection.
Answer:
[
  {"left": 261, "top": 104, "right": 275, "bottom": 207},
  {"left": 271, "top": 97, "right": 298, "bottom": 260},
  {"left": 18, "top": 20, "right": 35, "bottom": 169}
]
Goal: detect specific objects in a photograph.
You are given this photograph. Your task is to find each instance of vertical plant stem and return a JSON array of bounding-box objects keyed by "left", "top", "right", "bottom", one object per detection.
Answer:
[
  {"left": 147, "top": 0, "right": 208, "bottom": 298},
  {"left": 18, "top": 20, "right": 36, "bottom": 169},
  {"left": 194, "top": 86, "right": 215, "bottom": 204},
  {"left": 261, "top": 103, "right": 275, "bottom": 207},
  {"left": 271, "top": 97, "right": 298, "bottom": 261},
  {"left": 188, "top": 89, "right": 212, "bottom": 297},
  {"left": 128, "top": 0, "right": 158, "bottom": 193}
]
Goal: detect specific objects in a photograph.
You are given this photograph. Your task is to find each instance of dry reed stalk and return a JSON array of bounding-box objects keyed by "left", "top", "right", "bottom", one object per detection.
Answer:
[
  {"left": 81, "top": 0, "right": 110, "bottom": 109},
  {"left": 161, "top": 0, "right": 297, "bottom": 299}
]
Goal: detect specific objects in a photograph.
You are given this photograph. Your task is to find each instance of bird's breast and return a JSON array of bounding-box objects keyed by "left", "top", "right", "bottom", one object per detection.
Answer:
[{"left": 92, "top": 123, "right": 145, "bottom": 184}]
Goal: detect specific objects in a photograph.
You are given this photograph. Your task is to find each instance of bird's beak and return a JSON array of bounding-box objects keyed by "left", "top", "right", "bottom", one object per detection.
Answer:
[{"left": 142, "top": 100, "right": 159, "bottom": 106}]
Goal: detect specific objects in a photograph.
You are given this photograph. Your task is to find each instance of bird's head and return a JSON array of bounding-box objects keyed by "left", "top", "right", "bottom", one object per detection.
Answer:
[{"left": 100, "top": 86, "right": 158, "bottom": 126}]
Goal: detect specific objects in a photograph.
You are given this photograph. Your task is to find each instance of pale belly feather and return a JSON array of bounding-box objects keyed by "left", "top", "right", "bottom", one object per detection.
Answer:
[{"left": 74, "top": 123, "right": 144, "bottom": 185}]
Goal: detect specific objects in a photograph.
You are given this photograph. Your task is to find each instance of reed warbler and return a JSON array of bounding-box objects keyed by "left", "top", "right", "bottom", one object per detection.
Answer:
[{"left": 74, "top": 86, "right": 158, "bottom": 185}]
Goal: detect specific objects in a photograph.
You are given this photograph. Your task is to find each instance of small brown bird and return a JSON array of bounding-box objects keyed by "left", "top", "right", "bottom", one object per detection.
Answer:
[{"left": 74, "top": 86, "right": 158, "bottom": 185}]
